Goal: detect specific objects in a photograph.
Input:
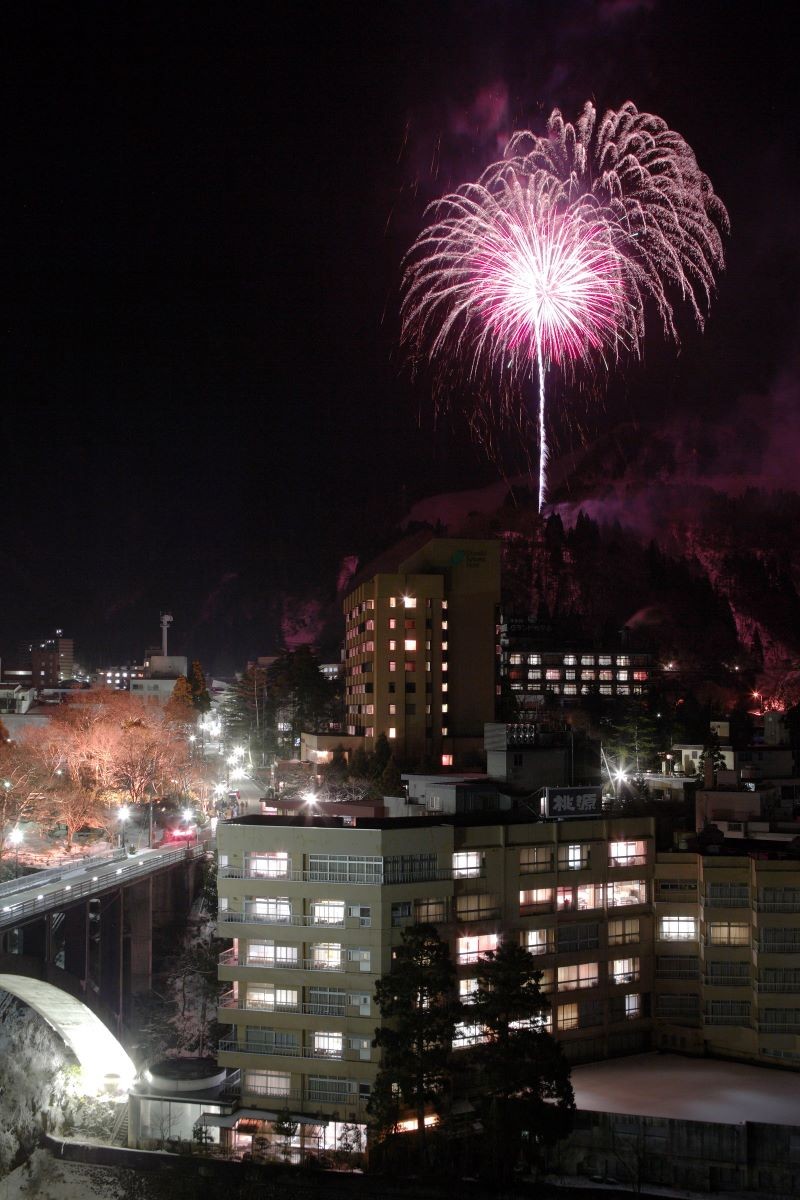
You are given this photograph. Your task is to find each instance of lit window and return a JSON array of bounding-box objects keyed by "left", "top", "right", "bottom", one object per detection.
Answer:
[
  {"left": 441, "top": 703, "right": 448, "bottom": 713},
  {"left": 389, "top": 618, "right": 397, "bottom": 629},
  {"left": 558, "top": 962, "right": 598, "bottom": 991},
  {"left": 525, "top": 928, "right": 551, "bottom": 955},
  {"left": 388, "top": 727, "right": 396, "bottom": 739},
  {"left": 389, "top": 597, "right": 396, "bottom": 608},
  {"left": 405, "top": 639, "right": 416, "bottom": 651},
  {"left": 403, "top": 596, "right": 416, "bottom": 608},
  {"left": 389, "top": 661, "right": 396, "bottom": 672},
  {"left": 510, "top": 654, "right": 523, "bottom": 665},
  {"left": 659, "top": 916, "right": 697, "bottom": 941},
  {"left": 608, "top": 918, "right": 639, "bottom": 945},
  {"left": 459, "top": 978, "right": 478, "bottom": 1004},
  {"left": 441, "top": 726, "right": 449, "bottom": 736},
  {"left": 388, "top": 703, "right": 396, "bottom": 715},
  {"left": 442, "top": 682, "right": 448, "bottom": 692},
  {"left": 389, "top": 640, "right": 396, "bottom": 651},
  {"left": 609, "top": 841, "right": 647, "bottom": 867},
  {"left": 441, "top": 753, "right": 453, "bottom": 767},
  {"left": 452, "top": 851, "right": 482, "bottom": 878},
  {"left": 607, "top": 880, "right": 647, "bottom": 906},
  {"left": 456, "top": 933, "right": 497, "bottom": 964},
  {"left": 558, "top": 1003, "right": 579, "bottom": 1030},
  {"left": 624, "top": 993, "right": 640, "bottom": 1019},
  {"left": 610, "top": 957, "right": 640, "bottom": 984},
  {"left": 708, "top": 922, "right": 750, "bottom": 946},
  {"left": 520, "top": 888, "right": 552, "bottom": 909}
]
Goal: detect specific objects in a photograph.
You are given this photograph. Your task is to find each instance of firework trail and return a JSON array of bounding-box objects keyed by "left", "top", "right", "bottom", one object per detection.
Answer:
[{"left": 401, "top": 101, "right": 729, "bottom": 510}]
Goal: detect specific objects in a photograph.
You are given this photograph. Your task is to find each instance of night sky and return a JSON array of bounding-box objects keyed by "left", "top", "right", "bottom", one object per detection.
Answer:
[{"left": 3, "top": 2, "right": 798, "bottom": 672}]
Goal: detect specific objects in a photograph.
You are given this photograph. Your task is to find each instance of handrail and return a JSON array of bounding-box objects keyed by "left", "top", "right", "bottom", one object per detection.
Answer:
[
  {"left": 0, "top": 844, "right": 205, "bottom": 929},
  {"left": 0, "top": 848, "right": 127, "bottom": 898}
]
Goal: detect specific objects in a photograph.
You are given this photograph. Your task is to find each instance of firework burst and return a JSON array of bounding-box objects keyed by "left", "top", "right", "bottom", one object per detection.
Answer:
[{"left": 401, "top": 101, "right": 729, "bottom": 509}]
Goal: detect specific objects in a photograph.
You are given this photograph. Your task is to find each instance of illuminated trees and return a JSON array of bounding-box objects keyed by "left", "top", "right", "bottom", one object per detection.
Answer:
[{"left": 12, "top": 691, "right": 196, "bottom": 850}]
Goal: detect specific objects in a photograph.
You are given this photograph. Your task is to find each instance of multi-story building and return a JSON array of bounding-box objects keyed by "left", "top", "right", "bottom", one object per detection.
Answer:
[
  {"left": 499, "top": 615, "right": 655, "bottom": 708},
  {"left": 216, "top": 810, "right": 656, "bottom": 1148},
  {"left": 30, "top": 629, "right": 74, "bottom": 685},
  {"left": 343, "top": 536, "right": 501, "bottom": 767},
  {"left": 654, "top": 851, "right": 800, "bottom": 1068}
]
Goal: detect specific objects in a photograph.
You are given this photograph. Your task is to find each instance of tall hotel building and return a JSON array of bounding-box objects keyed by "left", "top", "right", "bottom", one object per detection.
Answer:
[
  {"left": 343, "top": 536, "right": 501, "bottom": 767},
  {"left": 216, "top": 810, "right": 657, "bottom": 1143},
  {"left": 216, "top": 812, "right": 800, "bottom": 1150}
]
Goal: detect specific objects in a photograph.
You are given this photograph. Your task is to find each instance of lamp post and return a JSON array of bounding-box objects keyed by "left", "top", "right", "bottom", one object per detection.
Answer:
[
  {"left": 8, "top": 827, "right": 23, "bottom": 878},
  {"left": 118, "top": 805, "right": 130, "bottom": 849}
]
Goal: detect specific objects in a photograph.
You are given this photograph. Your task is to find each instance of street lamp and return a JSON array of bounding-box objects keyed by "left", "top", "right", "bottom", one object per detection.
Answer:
[
  {"left": 118, "top": 805, "right": 131, "bottom": 849},
  {"left": 8, "top": 827, "right": 23, "bottom": 878}
]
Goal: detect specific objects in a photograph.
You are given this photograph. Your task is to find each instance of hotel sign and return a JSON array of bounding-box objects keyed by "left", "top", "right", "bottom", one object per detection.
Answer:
[{"left": 544, "top": 786, "right": 603, "bottom": 818}]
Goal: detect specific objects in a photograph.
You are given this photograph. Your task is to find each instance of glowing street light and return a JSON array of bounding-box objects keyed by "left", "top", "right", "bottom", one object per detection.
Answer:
[
  {"left": 8, "top": 827, "right": 23, "bottom": 878},
  {"left": 118, "top": 805, "right": 131, "bottom": 848},
  {"left": 182, "top": 807, "right": 193, "bottom": 823},
  {"left": 302, "top": 790, "right": 318, "bottom": 808}
]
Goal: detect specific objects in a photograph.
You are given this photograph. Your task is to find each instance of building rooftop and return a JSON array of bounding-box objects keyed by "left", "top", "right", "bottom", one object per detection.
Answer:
[
  {"left": 222, "top": 808, "right": 628, "bottom": 833},
  {"left": 571, "top": 1052, "right": 800, "bottom": 1127}
]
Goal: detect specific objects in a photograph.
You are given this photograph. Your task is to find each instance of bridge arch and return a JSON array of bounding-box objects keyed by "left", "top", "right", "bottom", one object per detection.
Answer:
[{"left": 0, "top": 973, "right": 136, "bottom": 1093}]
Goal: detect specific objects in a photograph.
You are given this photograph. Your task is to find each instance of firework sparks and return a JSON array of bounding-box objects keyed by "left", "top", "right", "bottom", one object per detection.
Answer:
[{"left": 402, "top": 101, "right": 729, "bottom": 510}]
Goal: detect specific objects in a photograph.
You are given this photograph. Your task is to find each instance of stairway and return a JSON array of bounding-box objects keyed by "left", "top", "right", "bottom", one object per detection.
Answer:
[{"left": 110, "top": 1103, "right": 129, "bottom": 1147}]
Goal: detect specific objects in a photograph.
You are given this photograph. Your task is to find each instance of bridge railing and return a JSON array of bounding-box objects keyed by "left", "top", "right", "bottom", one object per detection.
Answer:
[
  {"left": 0, "top": 844, "right": 207, "bottom": 930},
  {"left": 0, "top": 849, "right": 128, "bottom": 900}
]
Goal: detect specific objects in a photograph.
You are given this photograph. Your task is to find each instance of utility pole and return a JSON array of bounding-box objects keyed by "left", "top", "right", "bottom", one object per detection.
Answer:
[{"left": 160, "top": 612, "right": 173, "bottom": 657}]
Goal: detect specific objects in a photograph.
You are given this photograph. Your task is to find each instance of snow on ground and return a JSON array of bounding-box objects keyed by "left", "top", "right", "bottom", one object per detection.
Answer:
[
  {"left": 0, "top": 1149, "right": 131, "bottom": 1200},
  {"left": 571, "top": 1052, "right": 800, "bottom": 1126}
]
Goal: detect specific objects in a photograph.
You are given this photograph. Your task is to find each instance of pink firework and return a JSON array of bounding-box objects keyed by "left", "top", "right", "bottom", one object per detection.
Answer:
[{"left": 402, "top": 101, "right": 728, "bottom": 510}]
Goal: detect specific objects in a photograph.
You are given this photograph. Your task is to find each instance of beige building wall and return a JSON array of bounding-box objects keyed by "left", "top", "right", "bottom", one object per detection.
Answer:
[
  {"left": 342, "top": 538, "right": 500, "bottom": 766},
  {"left": 216, "top": 813, "right": 657, "bottom": 1124},
  {"left": 654, "top": 853, "right": 800, "bottom": 1068}
]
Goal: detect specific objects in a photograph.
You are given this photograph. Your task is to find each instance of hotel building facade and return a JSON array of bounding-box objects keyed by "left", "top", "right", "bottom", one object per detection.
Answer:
[
  {"left": 343, "top": 537, "right": 501, "bottom": 767},
  {"left": 216, "top": 811, "right": 800, "bottom": 1147}
]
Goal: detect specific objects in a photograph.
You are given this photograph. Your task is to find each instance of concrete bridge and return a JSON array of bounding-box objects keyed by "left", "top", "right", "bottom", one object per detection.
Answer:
[{"left": 0, "top": 843, "right": 206, "bottom": 1032}]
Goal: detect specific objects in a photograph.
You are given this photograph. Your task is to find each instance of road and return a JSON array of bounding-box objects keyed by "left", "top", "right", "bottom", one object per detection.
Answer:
[{"left": 0, "top": 842, "right": 206, "bottom": 930}]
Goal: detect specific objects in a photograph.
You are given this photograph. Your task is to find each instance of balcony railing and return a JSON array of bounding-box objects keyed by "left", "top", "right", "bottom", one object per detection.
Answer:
[
  {"left": 220, "top": 865, "right": 481, "bottom": 885},
  {"left": 755, "top": 901, "right": 800, "bottom": 913},
  {"left": 758, "top": 1022, "right": 800, "bottom": 1035},
  {"left": 219, "top": 1039, "right": 371, "bottom": 1063},
  {"left": 609, "top": 856, "right": 648, "bottom": 868},
  {"left": 609, "top": 971, "right": 640, "bottom": 986},
  {"left": 704, "top": 897, "right": 749, "bottom": 908},
  {"left": 755, "top": 981, "right": 800, "bottom": 993},
  {"left": 756, "top": 941, "right": 800, "bottom": 954},
  {"left": 218, "top": 991, "right": 363, "bottom": 1019},
  {"left": 218, "top": 951, "right": 358, "bottom": 974},
  {"left": 704, "top": 1014, "right": 751, "bottom": 1026},
  {"left": 218, "top": 911, "right": 351, "bottom": 929},
  {"left": 704, "top": 975, "right": 750, "bottom": 987},
  {"left": 655, "top": 968, "right": 699, "bottom": 980}
]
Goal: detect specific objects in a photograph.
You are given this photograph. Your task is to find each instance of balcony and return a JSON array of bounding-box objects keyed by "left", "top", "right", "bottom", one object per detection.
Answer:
[
  {"left": 755, "top": 900, "right": 800, "bottom": 913},
  {"left": 704, "top": 1015, "right": 751, "bottom": 1027},
  {"left": 758, "top": 1022, "right": 800, "bottom": 1035},
  {"left": 755, "top": 981, "right": 800, "bottom": 993},
  {"left": 220, "top": 865, "right": 478, "bottom": 885},
  {"left": 704, "top": 975, "right": 750, "bottom": 987},
  {"left": 609, "top": 971, "right": 640, "bottom": 986},
  {"left": 219, "top": 1039, "right": 371, "bottom": 1064},
  {"left": 755, "top": 941, "right": 800, "bottom": 954},
  {"left": 218, "top": 951, "right": 348, "bottom": 973},
  {"left": 218, "top": 911, "right": 351, "bottom": 929}
]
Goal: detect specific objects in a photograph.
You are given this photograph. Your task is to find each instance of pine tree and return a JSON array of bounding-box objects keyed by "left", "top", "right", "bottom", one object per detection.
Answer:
[
  {"left": 370, "top": 924, "right": 456, "bottom": 1155},
  {"left": 470, "top": 938, "right": 574, "bottom": 1179},
  {"left": 188, "top": 661, "right": 211, "bottom": 714},
  {"left": 379, "top": 753, "right": 403, "bottom": 797}
]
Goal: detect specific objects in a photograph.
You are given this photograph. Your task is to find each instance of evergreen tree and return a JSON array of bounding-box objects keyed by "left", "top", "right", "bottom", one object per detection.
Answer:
[
  {"left": 188, "top": 660, "right": 211, "bottom": 714},
  {"left": 470, "top": 939, "right": 574, "bottom": 1180},
  {"left": 370, "top": 925, "right": 457, "bottom": 1155},
  {"left": 372, "top": 732, "right": 391, "bottom": 779},
  {"left": 379, "top": 753, "right": 403, "bottom": 797},
  {"left": 349, "top": 745, "right": 371, "bottom": 780},
  {"left": 698, "top": 730, "right": 726, "bottom": 782}
]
